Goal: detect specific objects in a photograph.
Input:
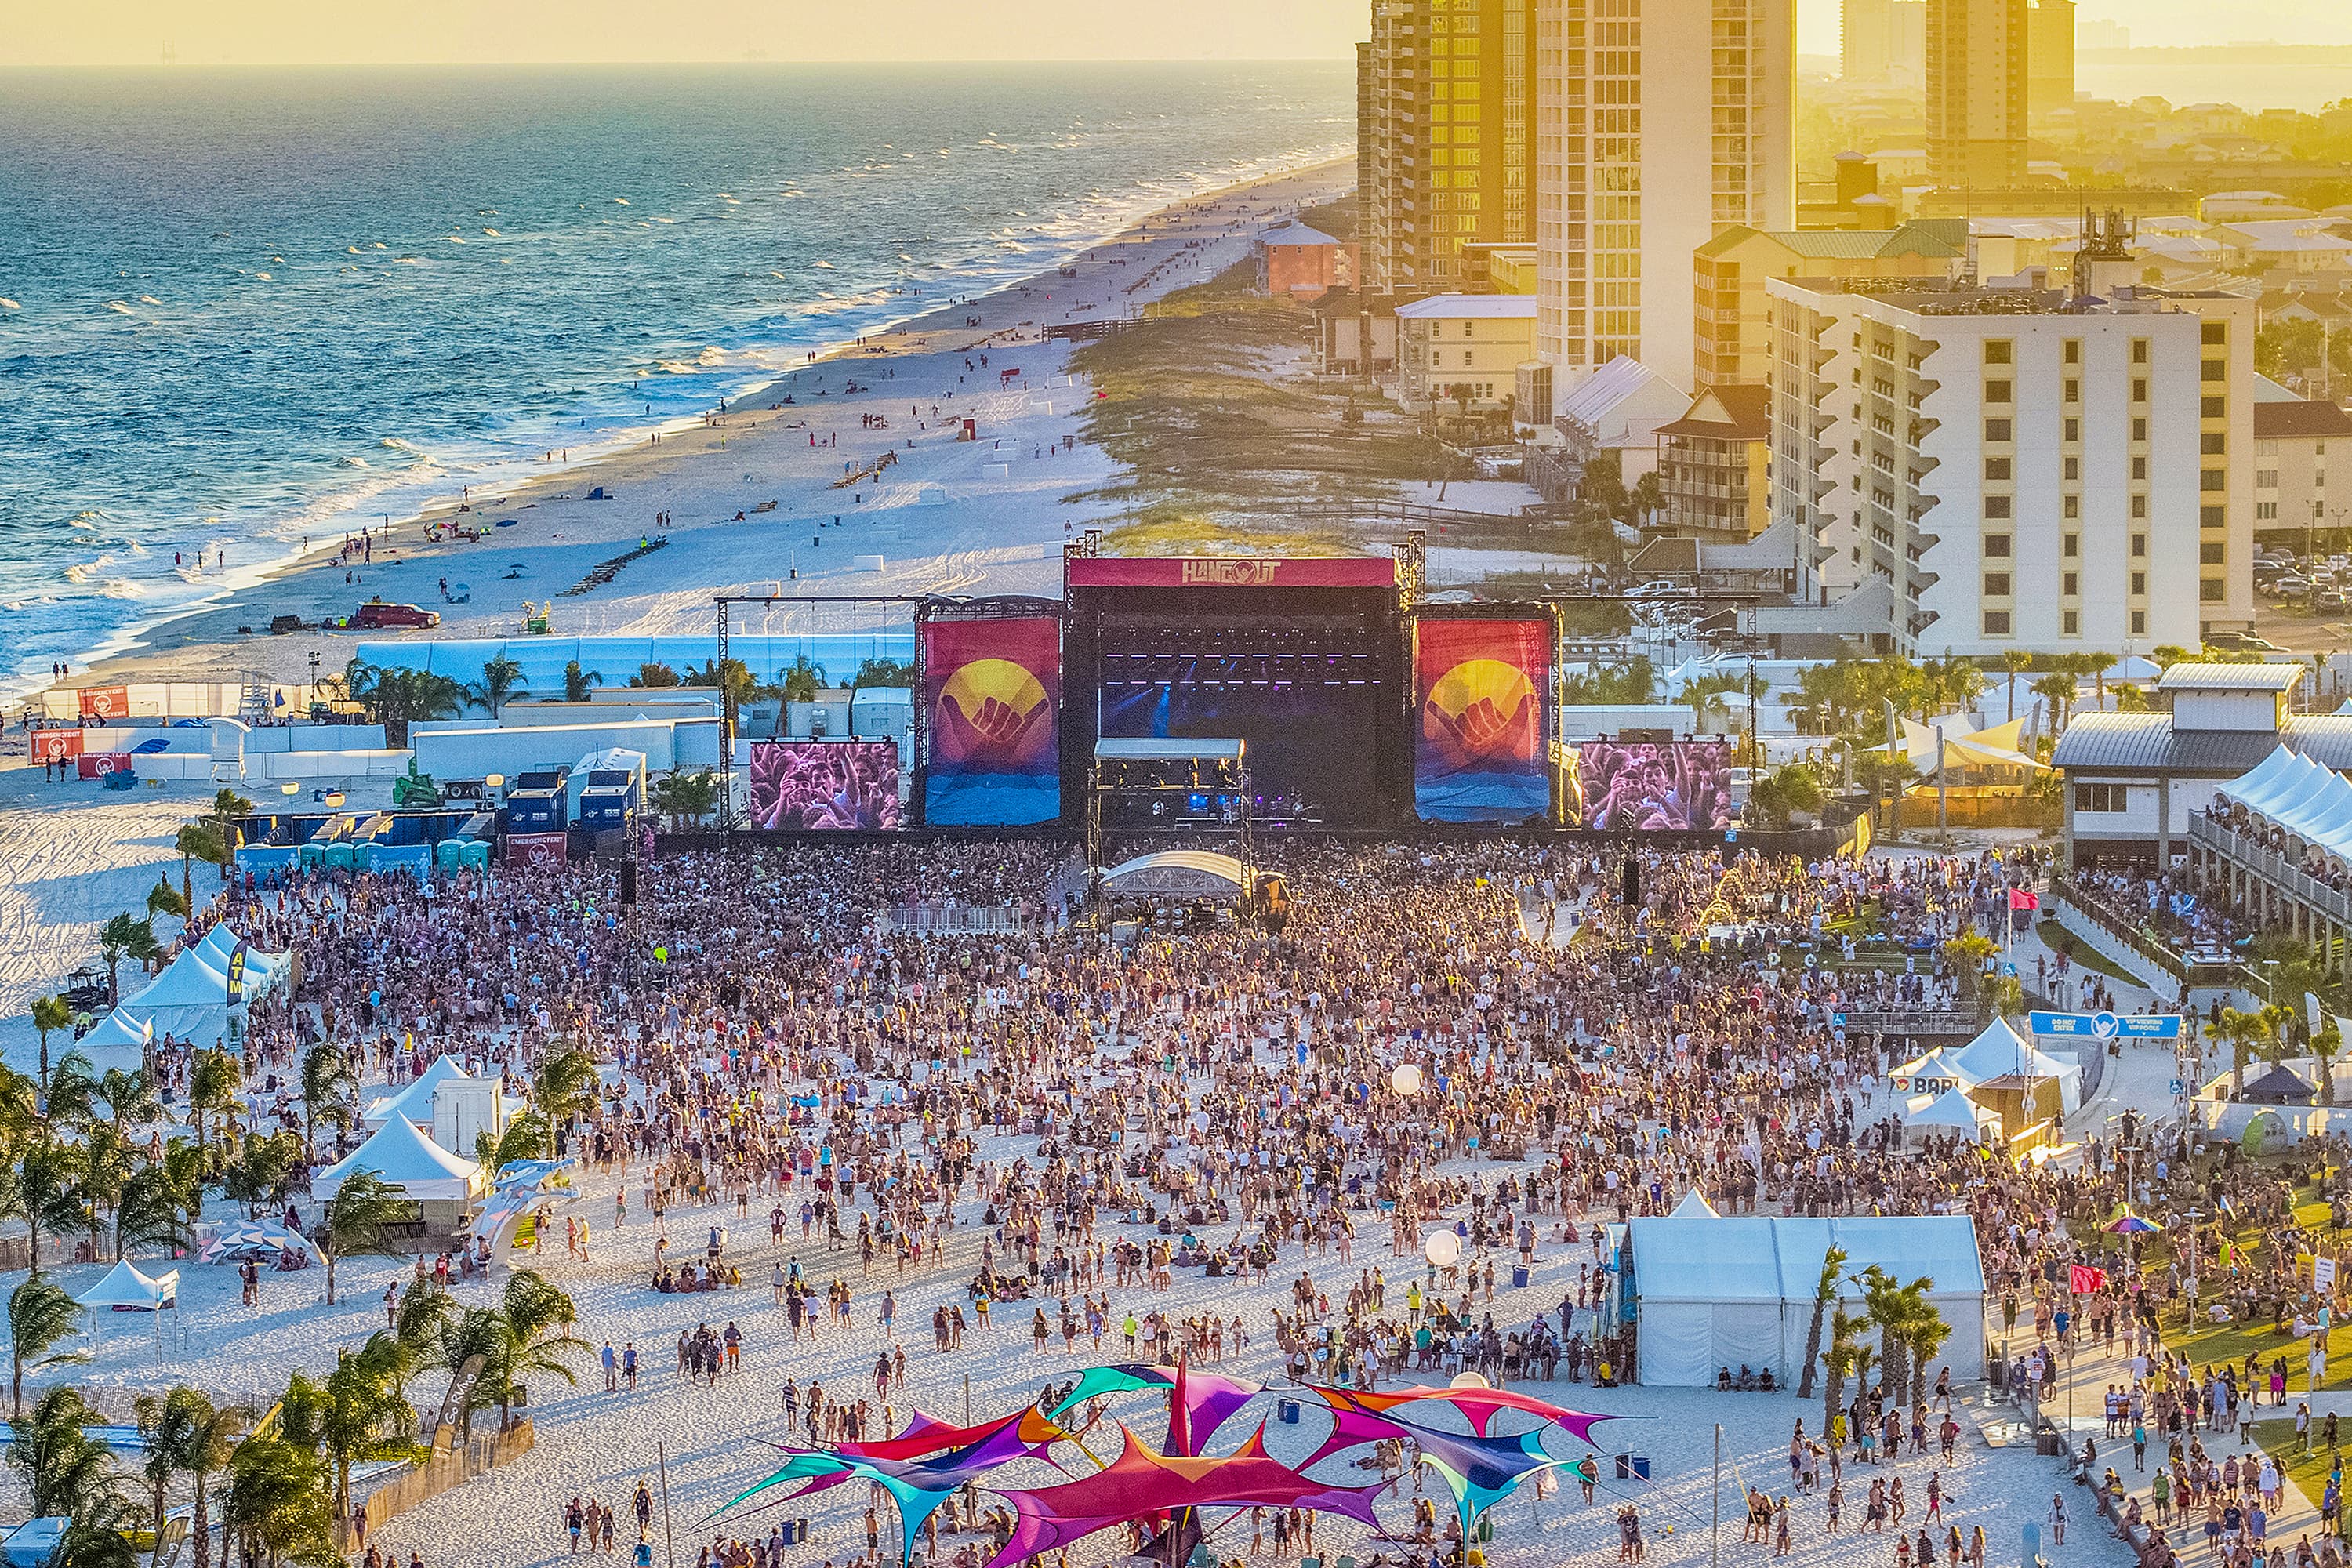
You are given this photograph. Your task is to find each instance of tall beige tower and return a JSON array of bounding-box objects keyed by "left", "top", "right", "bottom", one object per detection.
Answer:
[
  {"left": 1360, "top": 0, "right": 1542, "bottom": 294},
  {"left": 1926, "top": 0, "right": 2030, "bottom": 191},
  {"left": 1843, "top": 0, "right": 1894, "bottom": 83},
  {"left": 1533, "top": 0, "right": 1796, "bottom": 379},
  {"left": 2027, "top": 0, "right": 2075, "bottom": 118}
]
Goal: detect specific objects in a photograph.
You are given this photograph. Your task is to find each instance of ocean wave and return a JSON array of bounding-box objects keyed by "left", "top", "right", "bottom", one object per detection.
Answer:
[
  {"left": 482, "top": 228, "right": 501, "bottom": 236},
  {"left": 811, "top": 260, "right": 833, "bottom": 269},
  {"left": 62, "top": 556, "right": 113, "bottom": 584},
  {"left": 0, "top": 299, "right": 17, "bottom": 310},
  {"left": 68, "top": 511, "right": 104, "bottom": 530},
  {"left": 339, "top": 456, "right": 370, "bottom": 468},
  {"left": 137, "top": 295, "right": 161, "bottom": 306},
  {"left": 98, "top": 579, "right": 142, "bottom": 601},
  {"left": 103, "top": 300, "right": 136, "bottom": 315},
  {"left": 379, "top": 437, "right": 430, "bottom": 456},
  {"left": 695, "top": 346, "right": 726, "bottom": 366},
  {"left": 612, "top": 198, "right": 630, "bottom": 205},
  {"left": 652, "top": 361, "right": 696, "bottom": 376},
  {"left": 255, "top": 272, "right": 273, "bottom": 281}
]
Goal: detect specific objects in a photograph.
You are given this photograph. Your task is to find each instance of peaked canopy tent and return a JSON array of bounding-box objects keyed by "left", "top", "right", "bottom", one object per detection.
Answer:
[
  {"left": 2241, "top": 1064, "right": 2318, "bottom": 1105},
  {"left": 1668, "top": 1188, "right": 1720, "bottom": 1219},
  {"left": 1889, "top": 1046, "right": 1984, "bottom": 1096},
  {"left": 1624, "top": 1212, "right": 1987, "bottom": 1386},
  {"left": 314, "top": 1114, "right": 485, "bottom": 1204},
  {"left": 361, "top": 1055, "right": 468, "bottom": 1127},
  {"left": 1900, "top": 1087, "right": 1994, "bottom": 1142},
  {"left": 1949, "top": 1018, "right": 2082, "bottom": 1112},
  {"left": 77, "top": 1258, "right": 183, "bottom": 1359},
  {"left": 198, "top": 1219, "right": 318, "bottom": 1266},
  {"left": 1886, "top": 717, "right": 2048, "bottom": 777}
]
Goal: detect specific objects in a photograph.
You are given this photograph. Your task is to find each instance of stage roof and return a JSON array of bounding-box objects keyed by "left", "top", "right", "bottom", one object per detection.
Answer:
[
  {"left": 1100, "top": 851, "right": 1250, "bottom": 900},
  {"left": 1066, "top": 557, "right": 1396, "bottom": 590},
  {"left": 1094, "top": 738, "right": 1246, "bottom": 764}
]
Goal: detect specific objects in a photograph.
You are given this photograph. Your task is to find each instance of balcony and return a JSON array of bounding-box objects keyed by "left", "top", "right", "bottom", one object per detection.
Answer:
[{"left": 2190, "top": 815, "right": 2352, "bottom": 927}]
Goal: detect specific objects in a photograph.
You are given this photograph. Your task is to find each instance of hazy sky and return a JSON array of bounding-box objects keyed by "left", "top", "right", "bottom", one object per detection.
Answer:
[{"left": 2, "top": 0, "right": 2347, "bottom": 66}]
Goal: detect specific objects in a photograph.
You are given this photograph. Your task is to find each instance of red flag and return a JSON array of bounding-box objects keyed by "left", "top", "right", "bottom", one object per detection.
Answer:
[
  {"left": 2009, "top": 887, "right": 2041, "bottom": 912},
  {"left": 2070, "top": 1264, "right": 2107, "bottom": 1295}
]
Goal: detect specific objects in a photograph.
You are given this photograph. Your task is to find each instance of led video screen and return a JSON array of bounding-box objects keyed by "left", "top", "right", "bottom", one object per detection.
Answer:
[
  {"left": 1414, "top": 617, "right": 1552, "bottom": 824},
  {"left": 748, "top": 741, "right": 902, "bottom": 830},
  {"left": 1578, "top": 740, "right": 1737, "bottom": 831},
  {"left": 921, "top": 616, "right": 1061, "bottom": 826}
]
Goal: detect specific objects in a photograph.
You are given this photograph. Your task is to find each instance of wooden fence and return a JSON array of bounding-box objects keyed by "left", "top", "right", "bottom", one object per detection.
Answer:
[{"left": 336, "top": 1421, "right": 535, "bottom": 1553}]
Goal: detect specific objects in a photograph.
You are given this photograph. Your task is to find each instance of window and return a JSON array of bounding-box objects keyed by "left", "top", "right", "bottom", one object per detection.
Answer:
[
  {"left": 2202, "top": 505, "right": 2226, "bottom": 528},
  {"left": 1984, "top": 495, "right": 2013, "bottom": 519},
  {"left": 2132, "top": 495, "right": 2147, "bottom": 519},
  {"left": 2203, "top": 360, "right": 2226, "bottom": 382},
  {"left": 2132, "top": 609, "right": 2147, "bottom": 634},
  {"left": 2132, "top": 379, "right": 2148, "bottom": 402},
  {"left": 2062, "top": 572, "right": 2079, "bottom": 597},
  {"left": 1983, "top": 535, "right": 2012, "bottom": 557},
  {"left": 2201, "top": 470, "right": 2226, "bottom": 491},
  {"left": 2201, "top": 432, "right": 2227, "bottom": 455},
  {"left": 2201, "top": 541, "right": 2225, "bottom": 564},
  {"left": 2202, "top": 321, "right": 2226, "bottom": 344},
  {"left": 1985, "top": 341, "right": 2013, "bottom": 365},
  {"left": 2063, "top": 340, "right": 2081, "bottom": 365},
  {"left": 1984, "top": 419, "right": 2013, "bottom": 443},
  {"left": 2132, "top": 533, "right": 2147, "bottom": 557},
  {"left": 2063, "top": 456, "right": 2079, "bottom": 481},
  {"left": 2075, "top": 782, "right": 2129, "bottom": 813},
  {"left": 2202, "top": 396, "right": 2226, "bottom": 419},
  {"left": 2132, "top": 417, "right": 2147, "bottom": 441},
  {"left": 2063, "top": 609, "right": 2080, "bottom": 635},
  {"left": 2132, "top": 339, "right": 2149, "bottom": 365},
  {"left": 1983, "top": 610, "right": 2011, "bottom": 635},
  {"left": 1984, "top": 380, "right": 2013, "bottom": 404},
  {"left": 1985, "top": 456, "right": 2012, "bottom": 480},
  {"left": 1984, "top": 572, "right": 2012, "bottom": 597},
  {"left": 2131, "top": 571, "right": 2146, "bottom": 597},
  {"left": 2132, "top": 456, "right": 2147, "bottom": 481},
  {"left": 2064, "top": 417, "right": 2080, "bottom": 442},
  {"left": 2064, "top": 379, "right": 2080, "bottom": 404},
  {"left": 2063, "top": 535, "right": 2079, "bottom": 558},
  {"left": 2202, "top": 579, "right": 2227, "bottom": 601},
  {"left": 2063, "top": 495, "right": 2080, "bottom": 519}
]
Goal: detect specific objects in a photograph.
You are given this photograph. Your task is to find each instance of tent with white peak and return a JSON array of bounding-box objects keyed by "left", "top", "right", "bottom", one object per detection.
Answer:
[{"left": 314, "top": 1113, "right": 484, "bottom": 1204}]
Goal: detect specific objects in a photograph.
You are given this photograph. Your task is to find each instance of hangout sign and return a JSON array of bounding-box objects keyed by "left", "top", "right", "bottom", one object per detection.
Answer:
[
  {"left": 921, "top": 615, "right": 1062, "bottom": 826},
  {"left": 1413, "top": 615, "right": 1552, "bottom": 824},
  {"left": 2029, "top": 1011, "right": 2183, "bottom": 1040}
]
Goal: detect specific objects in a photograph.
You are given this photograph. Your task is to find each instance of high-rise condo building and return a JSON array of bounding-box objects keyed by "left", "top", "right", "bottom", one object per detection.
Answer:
[
  {"left": 1926, "top": 0, "right": 2029, "bottom": 193},
  {"left": 1845, "top": 0, "right": 1928, "bottom": 86},
  {"left": 1360, "top": 0, "right": 1541, "bottom": 293},
  {"left": 2027, "top": 0, "right": 2075, "bottom": 118},
  {"left": 1533, "top": 0, "right": 1796, "bottom": 382},
  {"left": 1764, "top": 278, "right": 2254, "bottom": 655}
]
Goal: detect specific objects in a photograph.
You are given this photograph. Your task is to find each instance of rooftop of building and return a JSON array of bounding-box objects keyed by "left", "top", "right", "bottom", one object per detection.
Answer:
[
  {"left": 1696, "top": 222, "right": 1965, "bottom": 262},
  {"left": 1394, "top": 293, "right": 1539, "bottom": 321},
  {"left": 2155, "top": 661, "right": 2306, "bottom": 693},
  {"left": 2052, "top": 712, "right": 2352, "bottom": 776},
  {"left": 1257, "top": 222, "right": 1343, "bottom": 249},
  {"left": 1769, "top": 276, "right": 2224, "bottom": 318},
  {"left": 1654, "top": 384, "right": 1773, "bottom": 442},
  {"left": 2252, "top": 398, "right": 2352, "bottom": 439}
]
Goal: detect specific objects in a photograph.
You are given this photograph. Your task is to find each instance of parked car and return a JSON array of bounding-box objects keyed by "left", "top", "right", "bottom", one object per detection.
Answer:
[
  {"left": 2316, "top": 589, "right": 2350, "bottom": 614},
  {"left": 1626, "top": 579, "right": 1686, "bottom": 598},
  {"left": 349, "top": 600, "right": 440, "bottom": 630},
  {"left": 2204, "top": 630, "right": 2284, "bottom": 653}
]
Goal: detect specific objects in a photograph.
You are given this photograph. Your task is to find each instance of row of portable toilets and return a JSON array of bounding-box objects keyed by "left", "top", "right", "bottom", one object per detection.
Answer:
[{"left": 293, "top": 837, "right": 492, "bottom": 873}]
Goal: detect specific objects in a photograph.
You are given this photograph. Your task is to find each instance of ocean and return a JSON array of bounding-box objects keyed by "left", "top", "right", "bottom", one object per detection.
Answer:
[{"left": 0, "top": 63, "right": 1353, "bottom": 695}]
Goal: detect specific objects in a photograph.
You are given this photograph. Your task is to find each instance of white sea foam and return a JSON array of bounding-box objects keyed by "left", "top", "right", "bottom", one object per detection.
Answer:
[
  {"left": 62, "top": 556, "right": 112, "bottom": 584},
  {"left": 98, "top": 579, "right": 142, "bottom": 601},
  {"left": 483, "top": 228, "right": 501, "bottom": 237},
  {"left": 339, "top": 456, "right": 370, "bottom": 468},
  {"left": 255, "top": 272, "right": 273, "bottom": 281},
  {"left": 0, "top": 299, "right": 18, "bottom": 310},
  {"left": 137, "top": 295, "right": 161, "bottom": 306},
  {"left": 379, "top": 437, "right": 430, "bottom": 456},
  {"left": 103, "top": 301, "right": 135, "bottom": 315},
  {"left": 612, "top": 198, "right": 630, "bottom": 205},
  {"left": 811, "top": 260, "right": 833, "bottom": 270}
]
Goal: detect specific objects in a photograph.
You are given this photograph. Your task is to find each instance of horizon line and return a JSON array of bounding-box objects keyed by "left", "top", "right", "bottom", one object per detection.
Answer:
[{"left": 0, "top": 56, "right": 1363, "bottom": 70}]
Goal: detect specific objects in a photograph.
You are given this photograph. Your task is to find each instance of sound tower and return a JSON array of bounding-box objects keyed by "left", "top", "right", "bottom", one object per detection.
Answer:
[
  {"left": 619, "top": 860, "right": 638, "bottom": 906},
  {"left": 1621, "top": 858, "right": 1640, "bottom": 906}
]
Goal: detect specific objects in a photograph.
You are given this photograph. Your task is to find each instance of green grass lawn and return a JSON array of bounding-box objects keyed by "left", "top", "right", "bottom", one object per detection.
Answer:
[
  {"left": 2035, "top": 920, "right": 2144, "bottom": 985},
  {"left": 2151, "top": 1194, "right": 2352, "bottom": 1381},
  {"left": 2248, "top": 1418, "right": 2347, "bottom": 1534}
]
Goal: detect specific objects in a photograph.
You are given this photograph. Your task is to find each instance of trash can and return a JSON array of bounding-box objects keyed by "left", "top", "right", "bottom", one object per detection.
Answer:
[
  {"left": 1512, "top": 1265, "right": 1531, "bottom": 1288},
  {"left": 1615, "top": 1454, "right": 1650, "bottom": 1481},
  {"left": 1277, "top": 1399, "right": 1301, "bottom": 1425}
]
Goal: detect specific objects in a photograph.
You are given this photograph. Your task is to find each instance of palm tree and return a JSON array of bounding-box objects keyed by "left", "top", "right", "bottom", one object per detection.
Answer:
[
  {"left": 651, "top": 768, "right": 722, "bottom": 832},
  {"left": 9, "top": 1386, "right": 132, "bottom": 1533},
  {"left": 152, "top": 1389, "right": 246, "bottom": 1568},
  {"left": 221, "top": 1132, "right": 300, "bottom": 1221},
  {"left": 466, "top": 655, "right": 530, "bottom": 719},
  {"left": 175, "top": 824, "right": 227, "bottom": 915},
  {"left": 28, "top": 997, "right": 71, "bottom": 1098},
  {"left": 221, "top": 1431, "right": 337, "bottom": 1568},
  {"left": 317, "top": 1171, "right": 411, "bottom": 1307},
  {"left": 531, "top": 1048, "right": 599, "bottom": 1163},
  {"left": 113, "top": 1163, "right": 190, "bottom": 1263},
  {"left": 98, "top": 913, "right": 150, "bottom": 1009},
  {"left": 1941, "top": 931, "right": 2000, "bottom": 1015},
  {"left": 1676, "top": 673, "right": 1741, "bottom": 735},
  {"left": 1999, "top": 650, "right": 2033, "bottom": 724},
  {"left": 2316, "top": 1022, "right": 2343, "bottom": 1105},
  {"left": 281, "top": 1335, "right": 423, "bottom": 1520},
  {"left": 3, "top": 1142, "right": 88, "bottom": 1279},
  {"left": 2031, "top": 671, "right": 2077, "bottom": 733},
  {"left": 387, "top": 1282, "right": 456, "bottom": 1413},
  {"left": 445, "top": 1270, "right": 586, "bottom": 1436},
  {"left": 8, "top": 1279, "right": 86, "bottom": 1420},
  {"left": 1856, "top": 1266, "right": 1911, "bottom": 1408},
  {"left": 135, "top": 1388, "right": 194, "bottom": 1544},
  {"left": 627, "top": 662, "right": 681, "bottom": 689},
  {"left": 297, "top": 1042, "right": 357, "bottom": 1167},
  {"left": 1820, "top": 1304, "right": 1867, "bottom": 1446},
  {"left": 1902, "top": 1293, "right": 1954, "bottom": 1407},
  {"left": 1797, "top": 1246, "right": 1848, "bottom": 1399},
  {"left": 561, "top": 661, "right": 601, "bottom": 702},
  {"left": 206, "top": 787, "right": 253, "bottom": 843},
  {"left": 146, "top": 877, "right": 188, "bottom": 927},
  {"left": 188, "top": 1051, "right": 243, "bottom": 1173}
]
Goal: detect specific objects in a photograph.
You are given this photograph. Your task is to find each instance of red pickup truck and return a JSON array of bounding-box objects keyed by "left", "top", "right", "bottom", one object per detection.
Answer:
[{"left": 349, "top": 601, "right": 440, "bottom": 630}]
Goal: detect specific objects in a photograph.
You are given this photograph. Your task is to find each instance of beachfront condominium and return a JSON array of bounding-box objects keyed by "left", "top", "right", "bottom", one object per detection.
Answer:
[
  {"left": 2027, "top": 0, "right": 2074, "bottom": 119},
  {"left": 1926, "top": 0, "right": 2029, "bottom": 193},
  {"left": 1764, "top": 278, "right": 2256, "bottom": 656},
  {"left": 1532, "top": 0, "right": 1796, "bottom": 383},
  {"left": 1359, "top": 0, "right": 1541, "bottom": 293}
]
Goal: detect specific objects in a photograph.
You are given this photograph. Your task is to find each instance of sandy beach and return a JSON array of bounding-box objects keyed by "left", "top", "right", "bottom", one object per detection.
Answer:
[{"left": 60, "top": 160, "right": 1352, "bottom": 699}]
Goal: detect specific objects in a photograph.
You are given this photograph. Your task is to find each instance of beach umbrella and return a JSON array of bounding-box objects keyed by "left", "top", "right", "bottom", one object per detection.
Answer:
[{"left": 2106, "top": 1210, "right": 2161, "bottom": 1235}]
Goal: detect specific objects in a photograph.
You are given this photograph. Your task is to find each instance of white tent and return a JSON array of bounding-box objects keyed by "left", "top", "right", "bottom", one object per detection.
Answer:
[
  {"left": 1949, "top": 1018, "right": 2083, "bottom": 1112},
  {"left": 1625, "top": 1215, "right": 1786, "bottom": 1386},
  {"left": 1900, "top": 1087, "right": 1993, "bottom": 1140},
  {"left": 77, "top": 1258, "right": 177, "bottom": 1312},
  {"left": 1888, "top": 1047, "right": 1984, "bottom": 1097},
  {"left": 1668, "top": 1188, "right": 1721, "bottom": 1219},
  {"left": 191, "top": 924, "right": 289, "bottom": 996},
  {"left": 1627, "top": 1212, "right": 1987, "bottom": 1387},
  {"left": 314, "top": 1115, "right": 483, "bottom": 1203},
  {"left": 361, "top": 1056, "right": 468, "bottom": 1127}
]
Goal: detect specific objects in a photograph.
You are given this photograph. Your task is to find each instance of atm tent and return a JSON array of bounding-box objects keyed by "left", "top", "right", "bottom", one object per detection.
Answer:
[
  {"left": 313, "top": 1114, "right": 484, "bottom": 1203},
  {"left": 1950, "top": 1018, "right": 2082, "bottom": 1113}
]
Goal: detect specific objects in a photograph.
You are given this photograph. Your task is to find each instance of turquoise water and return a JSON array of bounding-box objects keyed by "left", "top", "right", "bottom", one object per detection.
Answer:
[{"left": 0, "top": 63, "right": 1352, "bottom": 693}]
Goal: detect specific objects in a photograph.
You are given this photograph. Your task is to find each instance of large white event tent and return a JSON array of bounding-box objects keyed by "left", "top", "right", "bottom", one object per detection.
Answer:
[
  {"left": 1624, "top": 1208, "right": 1986, "bottom": 1387},
  {"left": 1949, "top": 1018, "right": 2083, "bottom": 1112},
  {"left": 2217, "top": 747, "right": 2352, "bottom": 866},
  {"left": 65, "top": 924, "right": 289, "bottom": 1074},
  {"left": 314, "top": 1114, "right": 484, "bottom": 1203},
  {"left": 1900, "top": 1087, "right": 1995, "bottom": 1143},
  {"left": 361, "top": 1056, "right": 469, "bottom": 1127}
]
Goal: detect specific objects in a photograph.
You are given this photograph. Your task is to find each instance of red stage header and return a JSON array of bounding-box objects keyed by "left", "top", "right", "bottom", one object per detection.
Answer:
[{"left": 1065, "top": 557, "right": 1396, "bottom": 590}]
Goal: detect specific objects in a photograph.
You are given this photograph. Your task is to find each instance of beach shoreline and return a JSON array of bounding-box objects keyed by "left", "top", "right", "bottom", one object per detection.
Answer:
[{"left": 45, "top": 157, "right": 1351, "bottom": 705}]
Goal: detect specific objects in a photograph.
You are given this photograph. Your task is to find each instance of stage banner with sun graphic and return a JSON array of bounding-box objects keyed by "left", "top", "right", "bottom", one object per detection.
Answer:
[
  {"left": 921, "top": 615, "right": 1063, "bottom": 826},
  {"left": 1413, "top": 616, "right": 1552, "bottom": 824}
]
